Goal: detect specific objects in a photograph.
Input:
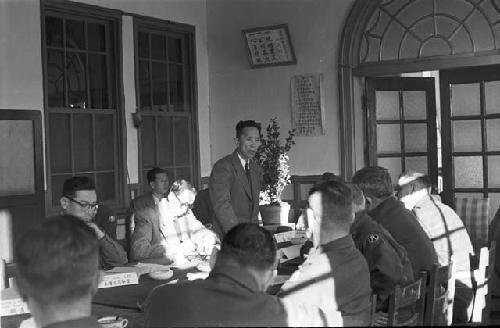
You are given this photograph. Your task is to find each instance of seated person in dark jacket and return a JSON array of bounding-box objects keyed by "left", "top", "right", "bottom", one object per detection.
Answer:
[
  {"left": 60, "top": 176, "right": 127, "bottom": 269},
  {"left": 352, "top": 166, "right": 438, "bottom": 278},
  {"left": 348, "top": 183, "right": 414, "bottom": 316},
  {"left": 144, "top": 223, "right": 335, "bottom": 327},
  {"left": 15, "top": 215, "right": 101, "bottom": 328}
]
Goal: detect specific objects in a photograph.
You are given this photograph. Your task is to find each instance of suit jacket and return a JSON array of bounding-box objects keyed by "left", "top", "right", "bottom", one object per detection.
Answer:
[
  {"left": 209, "top": 150, "right": 262, "bottom": 236},
  {"left": 130, "top": 192, "right": 165, "bottom": 261},
  {"left": 144, "top": 265, "right": 334, "bottom": 327}
]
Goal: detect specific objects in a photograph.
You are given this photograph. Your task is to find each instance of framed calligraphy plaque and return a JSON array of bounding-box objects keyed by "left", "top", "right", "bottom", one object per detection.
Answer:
[
  {"left": 242, "top": 24, "right": 297, "bottom": 68},
  {"left": 291, "top": 74, "right": 324, "bottom": 136}
]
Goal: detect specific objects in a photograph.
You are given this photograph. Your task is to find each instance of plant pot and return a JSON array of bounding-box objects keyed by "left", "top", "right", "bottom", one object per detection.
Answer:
[{"left": 260, "top": 202, "right": 291, "bottom": 226}]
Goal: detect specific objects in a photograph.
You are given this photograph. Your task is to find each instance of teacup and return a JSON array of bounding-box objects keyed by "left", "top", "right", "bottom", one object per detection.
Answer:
[{"left": 97, "top": 316, "right": 128, "bottom": 328}]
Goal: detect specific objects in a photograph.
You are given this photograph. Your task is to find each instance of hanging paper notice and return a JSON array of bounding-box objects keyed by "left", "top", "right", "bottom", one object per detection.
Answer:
[{"left": 291, "top": 74, "right": 324, "bottom": 136}]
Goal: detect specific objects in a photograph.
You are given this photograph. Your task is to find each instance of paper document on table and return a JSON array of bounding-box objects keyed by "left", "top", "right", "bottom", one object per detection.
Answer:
[
  {"left": 1, "top": 287, "right": 29, "bottom": 317},
  {"left": 274, "top": 230, "right": 307, "bottom": 244},
  {"left": 271, "top": 274, "right": 291, "bottom": 286},
  {"left": 279, "top": 244, "right": 302, "bottom": 263},
  {"left": 98, "top": 271, "right": 139, "bottom": 288}
]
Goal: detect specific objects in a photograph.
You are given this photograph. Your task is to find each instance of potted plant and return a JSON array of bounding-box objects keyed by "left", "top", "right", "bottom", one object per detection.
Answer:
[{"left": 256, "top": 117, "right": 295, "bottom": 225}]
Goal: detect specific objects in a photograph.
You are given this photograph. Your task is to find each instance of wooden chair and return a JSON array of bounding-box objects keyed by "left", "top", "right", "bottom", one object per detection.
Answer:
[
  {"left": 371, "top": 272, "right": 427, "bottom": 326},
  {"left": 423, "top": 262, "right": 455, "bottom": 326},
  {"left": 2, "top": 259, "right": 16, "bottom": 289},
  {"left": 470, "top": 242, "right": 496, "bottom": 323}
]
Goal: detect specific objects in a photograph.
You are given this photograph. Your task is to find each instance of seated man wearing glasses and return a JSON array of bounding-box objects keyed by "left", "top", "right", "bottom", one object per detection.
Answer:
[
  {"left": 158, "top": 180, "right": 218, "bottom": 262},
  {"left": 60, "top": 176, "right": 127, "bottom": 269}
]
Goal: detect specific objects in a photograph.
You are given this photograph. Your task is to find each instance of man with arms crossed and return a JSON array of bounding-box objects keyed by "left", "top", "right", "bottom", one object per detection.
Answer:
[
  {"left": 15, "top": 215, "right": 101, "bottom": 328},
  {"left": 60, "top": 176, "right": 127, "bottom": 269},
  {"left": 209, "top": 120, "right": 263, "bottom": 237},
  {"left": 144, "top": 223, "right": 336, "bottom": 327}
]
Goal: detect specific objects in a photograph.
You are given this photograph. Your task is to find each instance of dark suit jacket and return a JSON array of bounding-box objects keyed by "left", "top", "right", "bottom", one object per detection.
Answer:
[
  {"left": 144, "top": 265, "right": 327, "bottom": 327},
  {"left": 130, "top": 192, "right": 165, "bottom": 261},
  {"left": 209, "top": 150, "right": 262, "bottom": 236}
]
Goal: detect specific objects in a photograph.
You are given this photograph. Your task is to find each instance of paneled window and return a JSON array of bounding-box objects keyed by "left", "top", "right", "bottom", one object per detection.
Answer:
[
  {"left": 135, "top": 19, "right": 198, "bottom": 191},
  {"left": 43, "top": 4, "right": 122, "bottom": 211}
]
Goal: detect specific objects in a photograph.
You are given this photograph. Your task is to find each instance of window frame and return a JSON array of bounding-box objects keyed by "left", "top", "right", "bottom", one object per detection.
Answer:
[
  {"left": 41, "top": 0, "right": 126, "bottom": 215},
  {"left": 133, "top": 16, "right": 200, "bottom": 192}
]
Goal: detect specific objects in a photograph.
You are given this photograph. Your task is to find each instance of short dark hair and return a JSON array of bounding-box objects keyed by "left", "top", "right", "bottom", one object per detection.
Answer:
[
  {"left": 396, "top": 172, "right": 431, "bottom": 198},
  {"left": 309, "top": 180, "right": 353, "bottom": 224},
  {"left": 62, "top": 176, "right": 95, "bottom": 198},
  {"left": 218, "top": 223, "right": 277, "bottom": 271},
  {"left": 235, "top": 120, "right": 261, "bottom": 139},
  {"left": 352, "top": 166, "right": 394, "bottom": 199},
  {"left": 321, "top": 172, "right": 342, "bottom": 183},
  {"left": 147, "top": 167, "right": 168, "bottom": 184},
  {"left": 15, "top": 215, "right": 99, "bottom": 304},
  {"left": 170, "top": 179, "right": 197, "bottom": 197},
  {"left": 347, "top": 183, "right": 365, "bottom": 208}
]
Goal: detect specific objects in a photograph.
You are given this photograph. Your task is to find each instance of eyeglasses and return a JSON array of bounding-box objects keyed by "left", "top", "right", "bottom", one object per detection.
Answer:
[
  {"left": 174, "top": 193, "right": 194, "bottom": 210},
  {"left": 64, "top": 195, "right": 99, "bottom": 211}
]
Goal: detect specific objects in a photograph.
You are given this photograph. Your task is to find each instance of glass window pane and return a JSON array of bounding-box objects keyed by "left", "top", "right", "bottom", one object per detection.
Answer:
[
  {"left": 403, "top": 91, "right": 426, "bottom": 120},
  {"left": 487, "top": 119, "right": 500, "bottom": 151},
  {"left": 404, "top": 123, "right": 427, "bottom": 152},
  {"left": 488, "top": 156, "right": 500, "bottom": 188},
  {"left": 485, "top": 81, "right": 500, "bottom": 114},
  {"left": 141, "top": 116, "right": 156, "bottom": 167},
  {"left": 454, "top": 156, "right": 483, "bottom": 188},
  {"left": 377, "top": 124, "right": 401, "bottom": 153},
  {"left": 47, "top": 50, "right": 65, "bottom": 107},
  {"left": 170, "top": 65, "right": 185, "bottom": 112},
  {"left": 151, "top": 34, "right": 166, "bottom": 60},
  {"left": 453, "top": 120, "right": 482, "bottom": 152},
  {"left": 158, "top": 116, "right": 173, "bottom": 166},
  {"left": 66, "top": 19, "right": 85, "bottom": 49},
  {"left": 174, "top": 117, "right": 190, "bottom": 165},
  {"left": 49, "top": 114, "right": 71, "bottom": 173},
  {"left": 152, "top": 62, "right": 167, "bottom": 110},
  {"left": 95, "top": 114, "right": 115, "bottom": 170},
  {"left": 88, "top": 54, "right": 108, "bottom": 109},
  {"left": 175, "top": 166, "right": 192, "bottom": 182},
  {"left": 0, "top": 120, "right": 35, "bottom": 196},
  {"left": 376, "top": 91, "right": 399, "bottom": 120},
  {"left": 138, "top": 32, "right": 149, "bottom": 58},
  {"left": 405, "top": 156, "right": 428, "bottom": 175},
  {"left": 168, "top": 36, "right": 183, "bottom": 63},
  {"left": 138, "top": 60, "right": 151, "bottom": 110},
  {"left": 95, "top": 172, "right": 115, "bottom": 201},
  {"left": 378, "top": 157, "right": 402, "bottom": 184},
  {"left": 45, "top": 16, "right": 63, "bottom": 47},
  {"left": 88, "top": 23, "right": 105, "bottom": 52},
  {"left": 451, "top": 83, "right": 480, "bottom": 116},
  {"left": 66, "top": 52, "right": 87, "bottom": 108},
  {"left": 52, "top": 174, "right": 72, "bottom": 206},
  {"left": 73, "top": 114, "right": 93, "bottom": 172}
]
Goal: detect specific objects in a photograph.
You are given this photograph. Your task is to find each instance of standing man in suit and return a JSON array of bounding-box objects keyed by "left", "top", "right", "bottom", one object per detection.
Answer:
[
  {"left": 130, "top": 168, "right": 169, "bottom": 261},
  {"left": 209, "top": 120, "right": 263, "bottom": 237}
]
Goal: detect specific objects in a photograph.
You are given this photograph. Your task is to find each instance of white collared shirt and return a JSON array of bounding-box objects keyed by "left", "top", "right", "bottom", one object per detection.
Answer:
[{"left": 237, "top": 152, "right": 248, "bottom": 170}]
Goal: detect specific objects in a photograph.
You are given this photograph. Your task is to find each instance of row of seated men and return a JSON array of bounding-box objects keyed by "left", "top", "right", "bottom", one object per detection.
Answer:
[{"left": 14, "top": 165, "right": 476, "bottom": 327}]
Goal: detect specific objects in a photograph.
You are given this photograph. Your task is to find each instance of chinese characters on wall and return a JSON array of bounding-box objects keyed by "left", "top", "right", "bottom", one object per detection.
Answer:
[
  {"left": 291, "top": 74, "right": 324, "bottom": 136},
  {"left": 243, "top": 25, "right": 296, "bottom": 67}
]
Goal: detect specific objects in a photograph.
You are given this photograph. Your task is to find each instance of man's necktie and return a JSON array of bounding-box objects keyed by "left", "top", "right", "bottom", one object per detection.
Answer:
[{"left": 245, "top": 161, "right": 252, "bottom": 185}]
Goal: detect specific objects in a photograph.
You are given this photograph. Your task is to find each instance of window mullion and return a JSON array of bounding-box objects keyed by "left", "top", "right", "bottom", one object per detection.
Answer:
[
  {"left": 480, "top": 81, "right": 488, "bottom": 197},
  {"left": 399, "top": 90, "right": 406, "bottom": 172}
]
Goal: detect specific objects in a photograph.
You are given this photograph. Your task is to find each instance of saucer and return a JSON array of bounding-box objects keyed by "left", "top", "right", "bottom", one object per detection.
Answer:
[{"left": 148, "top": 269, "right": 174, "bottom": 280}]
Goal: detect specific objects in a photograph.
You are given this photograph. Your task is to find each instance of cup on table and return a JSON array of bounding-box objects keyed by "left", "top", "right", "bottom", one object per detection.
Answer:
[{"left": 97, "top": 316, "right": 128, "bottom": 328}]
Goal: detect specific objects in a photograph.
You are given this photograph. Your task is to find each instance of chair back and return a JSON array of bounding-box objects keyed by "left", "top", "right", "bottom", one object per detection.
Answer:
[
  {"left": 387, "top": 272, "right": 427, "bottom": 326},
  {"left": 470, "top": 243, "right": 495, "bottom": 323},
  {"left": 2, "top": 259, "right": 16, "bottom": 289},
  {"left": 455, "top": 197, "right": 490, "bottom": 252},
  {"left": 424, "top": 262, "right": 454, "bottom": 326}
]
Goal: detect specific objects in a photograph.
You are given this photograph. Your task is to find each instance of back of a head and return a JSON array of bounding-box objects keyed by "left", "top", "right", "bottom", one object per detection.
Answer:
[
  {"left": 218, "top": 223, "right": 276, "bottom": 271},
  {"left": 396, "top": 172, "right": 430, "bottom": 198},
  {"left": 15, "top": 215, "right": 99, "bottom": 305},
  {"left": 347, "top": 183, "right": 365, "bottom": 213},
  {"left": 321, "top": 172, "right": 343, "bottom": 183},
  {"left": 352, "top": 166, "right": 394, "bottom": 200},
  {"left": 309, "top": 180, "right": 353, "bottom": 225},
  {"left": 62, "top": 176, "right": 95, "bottom": 198},
  {"left": 170, "top": 179, "right": 197, "bottom": 197}
]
